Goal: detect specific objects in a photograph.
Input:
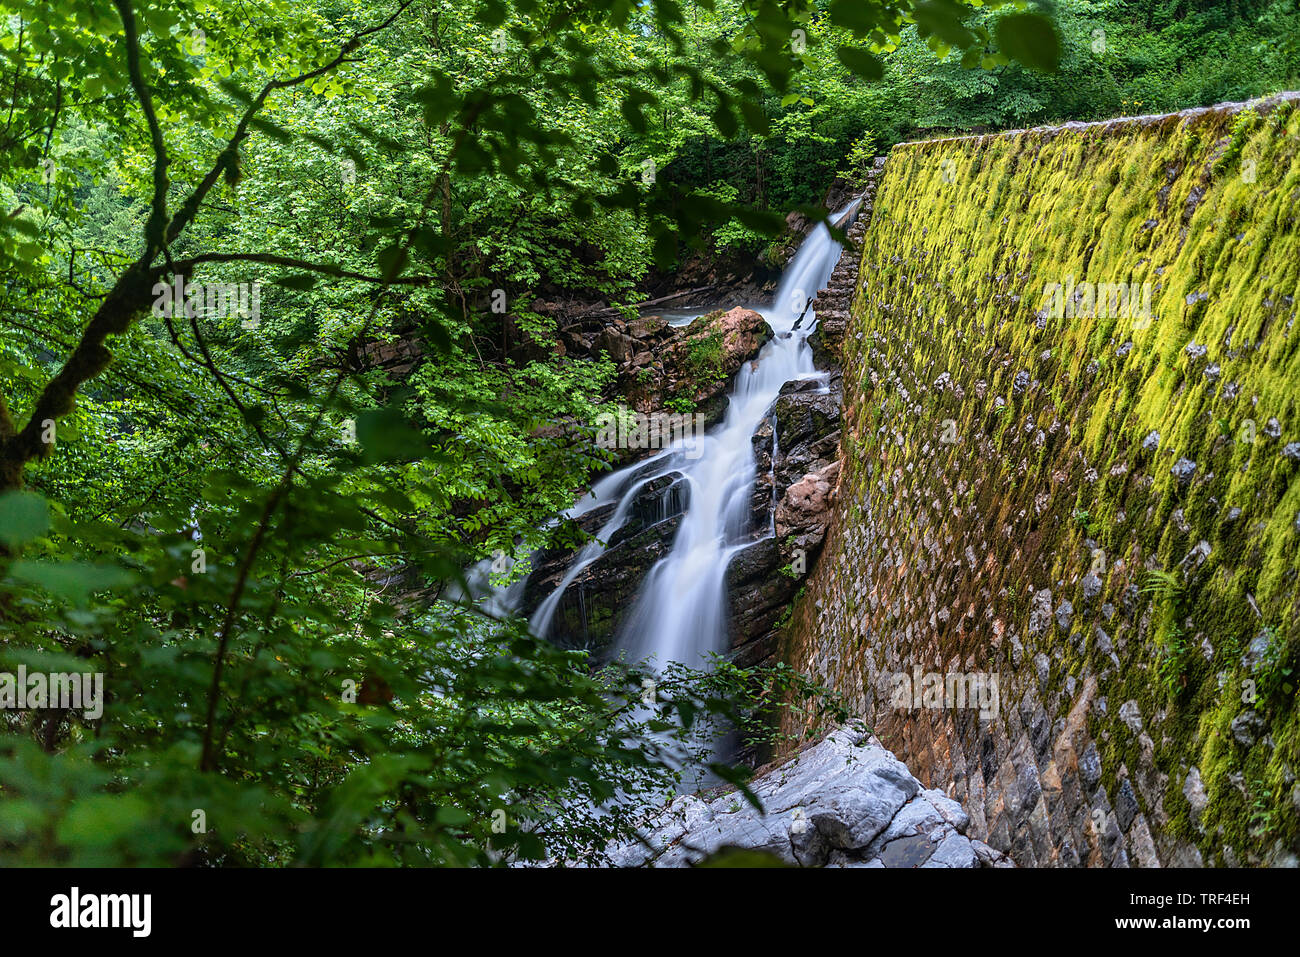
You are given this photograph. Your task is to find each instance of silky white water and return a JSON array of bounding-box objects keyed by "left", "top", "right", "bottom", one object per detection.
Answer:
[{"left": 528, "top": 202, "right": 858, "bottom": 669}]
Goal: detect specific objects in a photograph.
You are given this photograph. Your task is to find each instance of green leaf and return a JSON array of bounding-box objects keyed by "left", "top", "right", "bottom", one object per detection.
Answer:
[
  {"left": 996, "top": 12, "right": 1061, "bottom": 73},
  {"left": 376, "top": 244, "right": 408, "bottom": 279},
  {"left": 738, "top": 99, "right": 769, "bottom": 134},
  {"left": 0, "top": 491, "right": 49, "bottom": 547},
  {"left": 298, "top": 755, "right": 424, "bottom": 865},
  {"left": 274, "top": 273, "right": 318, "bottom": 291},
  {"left": 829, "top": 0, "right": 880, "bottom": 35},
  {"left": 913, "top": 0, "right": 975, "bottom": 48},
  {"left": 836, "top": 46, "right": 884, "bottom": 80},
  {"left": 248, "top": 115, "right": 293, "bottom": 143},
  {"left": 706, "top": 762, "right": 763, "bottom": 812},
  {"left": 8, "top": 560, "right": 135, "bottom": 604},
  {"left": 356, "top": 406, "right": 429, "bottom": 464},
  {"left": 434, "top": 806, "right": 471, "bottom": 826},
  {"left": 697, "top": 847, "right": 790, "bottom": 867}
]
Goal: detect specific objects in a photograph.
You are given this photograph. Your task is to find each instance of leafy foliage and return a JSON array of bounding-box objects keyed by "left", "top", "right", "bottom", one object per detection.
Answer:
[{"left": 0, "top": 0, "right": 1290, "bottom": 866}]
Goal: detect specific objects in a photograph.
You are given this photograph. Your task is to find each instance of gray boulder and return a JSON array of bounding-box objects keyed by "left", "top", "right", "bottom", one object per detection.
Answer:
[{"left": 592, "top": 727, "right": 1011, "bottom": 868}]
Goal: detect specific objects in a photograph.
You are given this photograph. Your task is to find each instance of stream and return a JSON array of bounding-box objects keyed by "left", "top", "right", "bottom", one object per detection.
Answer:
[{"left": 464, "top": 201, "right": 859, "bottom": 675}]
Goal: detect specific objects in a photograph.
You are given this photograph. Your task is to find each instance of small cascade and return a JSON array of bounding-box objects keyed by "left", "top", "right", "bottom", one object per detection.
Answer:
[{"left": 527, "top": 201, "right": 860, "bottom": 670}]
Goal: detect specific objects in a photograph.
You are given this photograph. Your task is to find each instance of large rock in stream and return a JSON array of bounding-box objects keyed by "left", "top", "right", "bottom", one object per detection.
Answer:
[
  {"left": 618, "top": 305, "right": 774, "bottom": 429},
  {"left": 725, "top": 374, "right": 844, "bottom": 667},
  {"left": 520, "top": 471, "right": 689, "bottom": 653},
  {"left": 589, "top": 727, "right": 1011, "bottom": 868}
]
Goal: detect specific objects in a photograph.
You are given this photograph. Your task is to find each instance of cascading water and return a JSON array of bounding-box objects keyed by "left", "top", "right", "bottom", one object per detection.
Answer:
[{"left": 529, "top": 201, "right": 860, "bottom": 670}]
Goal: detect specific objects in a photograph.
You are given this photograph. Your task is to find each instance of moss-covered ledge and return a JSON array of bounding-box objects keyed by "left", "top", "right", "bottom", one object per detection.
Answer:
[{"left": 780, "top": 93, "right": 1300, "bottom": 867}]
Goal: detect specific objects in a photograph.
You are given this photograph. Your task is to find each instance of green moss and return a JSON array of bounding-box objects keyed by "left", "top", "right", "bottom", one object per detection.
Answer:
[
  {"left": 684, "top": 329, "right": 727, "bottom": 383},
  {"left": 783, "top": 95, "right": 1300, "bottom": 866}
]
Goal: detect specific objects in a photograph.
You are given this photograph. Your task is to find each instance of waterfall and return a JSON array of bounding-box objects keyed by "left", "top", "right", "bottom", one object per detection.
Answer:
[{"left": 527, "top": 201, "right": 859, "bottom": 669}]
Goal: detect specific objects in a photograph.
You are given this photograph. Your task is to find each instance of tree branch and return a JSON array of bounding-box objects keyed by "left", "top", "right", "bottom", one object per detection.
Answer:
[
  {"left": 161, "top": 252, "right": 434, "bottom": 286},
  {"left": 0, "top": 2, "right": 417, "bottom": 491},
  {"left": 112, "top": 0, "right": 170, "bottom": 256},
  {"left": 166, "top": 0, "right": 416, "bottom": 248}
]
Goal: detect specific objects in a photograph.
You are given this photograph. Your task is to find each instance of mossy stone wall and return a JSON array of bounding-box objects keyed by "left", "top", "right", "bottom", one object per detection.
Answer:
[{"left": 781, "top": 94, "right": 1300, "bottom": 867}]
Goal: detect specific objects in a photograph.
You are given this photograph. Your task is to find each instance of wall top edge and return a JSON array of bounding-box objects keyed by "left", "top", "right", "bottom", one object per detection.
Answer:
[{"left": 890, "top": 90, "right": 1300, "bottom": 154}]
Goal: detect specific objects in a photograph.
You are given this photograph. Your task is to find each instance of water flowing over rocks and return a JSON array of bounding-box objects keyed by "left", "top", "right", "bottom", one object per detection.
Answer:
[
  {"left": 519, "top": 191, "right": 875, "bottom": 664},
  {"left": 594, "top": 727, "right": 1010, "bottom": 867},
  {"left": 521, "top": 470, "right": 687, "bottom": 652},
  {"left": 711, "top": 174, "right": 880, "bottom": 667}
]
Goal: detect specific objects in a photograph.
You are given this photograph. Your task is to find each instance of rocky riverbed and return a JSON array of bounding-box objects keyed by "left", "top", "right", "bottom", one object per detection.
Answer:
[{"left": 590, "top": 727, "right": 1011, "bottom": 868}]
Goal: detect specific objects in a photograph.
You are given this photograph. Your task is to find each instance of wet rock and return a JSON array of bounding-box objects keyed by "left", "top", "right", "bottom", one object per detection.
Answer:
[
  {"left": 1183, "top": 768, "right": 1208, "bottom": 824},
  {"left": 1231, "top": 710, "right": 1266, "bottom": 747},
  {"left": 619, "top": 306, "right": 773, "bottom": 429},
  {"left": 1119, "top": 700, "right": 1143, "bottom": 734},
  {"left": 725, "top": 539, "right": 799, "bottom": 667},
  {"left": 1184, "top": 340, "right": 1207, "bottom": 361},
  {"left": 1141, "top": 430, "right": 1161, "bottom": 454},
  {"left": 626, "top": 315, "right": 669, "bottom": 340},
  {"left": 520, "top": 471, "right": 689, "bottom": 654},
  {"left": 716, "top": 368, "right": 845, "bottom": 666},
  {"left": 590, "top": 728, "right": 1008, "bottom": 867},
  {"left": 878, "top": 833, "right": 936, "bottom": 867},
  {"left": 1282, "top": 442, "right": 1300, "bottom": 462},
  {"left": 1055, "top": 599, "right": 1074, "bottom": 632},
  {"left": 1263, "top": 417, "right": 1282, "bottom": 440},
  {"left": 1170, "top": 457, "right": 1197, "bottom": 488},
  {"left": 1082, "top": 572, "right": 1103, "bottom": 602},
  {"left": 594, "top": 327, "right": 636, "bottom": 364},
  {"left": 771, "top": 383, "right": 842, "bottom": 491},
  {"left": 775, "top": 460, "right": 841, "bottom": 547}
]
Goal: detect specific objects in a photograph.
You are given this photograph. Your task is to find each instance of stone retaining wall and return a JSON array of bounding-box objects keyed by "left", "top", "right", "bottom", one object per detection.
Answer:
[{"left": 781, "top": 95, "right": 1300, "bottom": 867}]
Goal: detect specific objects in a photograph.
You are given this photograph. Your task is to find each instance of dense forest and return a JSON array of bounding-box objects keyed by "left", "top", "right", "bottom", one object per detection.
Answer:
[{"left": 1, "top": 0, "right": 1297, "bottom": 868}]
